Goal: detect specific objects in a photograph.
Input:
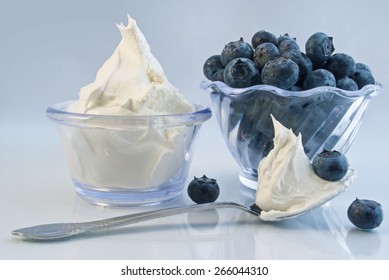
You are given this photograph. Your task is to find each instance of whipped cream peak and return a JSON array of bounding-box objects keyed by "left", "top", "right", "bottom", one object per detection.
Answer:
[
  {"left": 256, "top": 115, "right": 356, "bottom": 221},
  {"left": 69, "top": 14, "right": 193, "bottom": 115}
]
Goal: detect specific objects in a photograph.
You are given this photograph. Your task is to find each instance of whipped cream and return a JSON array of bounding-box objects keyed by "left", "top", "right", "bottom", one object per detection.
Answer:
[
  {"left": 65, "top": 15, "right": 195, "bottom": 189},
  {"left": 256, "top": 116, "right": 356, "bottom": 221},
  {"left": 69, "top": 14, "right": 193, "bottom": 115}
]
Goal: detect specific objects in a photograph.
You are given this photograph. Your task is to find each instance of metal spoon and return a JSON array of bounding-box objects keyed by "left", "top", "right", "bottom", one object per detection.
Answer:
[
  {"left": 11, "top": 195, "right": 337, "bottom": 242},
  {"left": 11, "top": 202, "right": 262, "bottom": 241}
]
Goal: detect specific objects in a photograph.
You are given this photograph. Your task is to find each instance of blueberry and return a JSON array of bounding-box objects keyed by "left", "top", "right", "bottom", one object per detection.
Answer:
[
  {"left": 303, "top": 69, "right": 336, "bottom": 90},
  {"left": 325, "top": 53, "right": 356, "bottom": 79},
  {"left": 253, "top": 42, "right": 280, "bottom": 69},
  {"left": 187, "top": 175, "right": 220, "bottom": 204},
  {"left": 251, "top": 30, "right": 278, "bottom": 49},
  {"left": 301, "top": 52, "right": 313, "bottom": 73},
  {"left": 277, "top": 33, "right": 296, "bottom": 45},
  {"left": 347, "top": 198, "right": 383, "bottom": 230},
  {"left": 336, "top": 77, "right": 358, "bottom": 91},
  {"left": 203, "top": 55, "right": 224, "bottom": 81},
  {"left": 223, "top": 58, "right": 260, "bottom": 88},
  {"left": 305, "top": 32, "right": 335, "bottom": 68},
  {"left": 312, "top": 150, "right": 349, "bottom": 181},
  {"left": 221, "top": 38, "right": 254, "bottom": 66},
  {"left": 212, "top": 68, "right": 225, "bottom": 82},
  {"left": 261, "top": 57, "right": 299, "bottom": 89},
  {"left": 278, "top": 38, "right": 300, "bottom": 54},
  {"left": 350, "top": 69, "right": 375, "bottom": 89},
  {"left": 282, "top": 49, "right": 310, "bottom": 83},
  {"left": 355, "top": 62, "right": 372, "bottom": 74}
]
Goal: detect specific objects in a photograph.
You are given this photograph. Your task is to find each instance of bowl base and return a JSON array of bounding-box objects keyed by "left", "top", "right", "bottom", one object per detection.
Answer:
[{"left": 73, "top": 180, "right": 185, "bottom": 207}]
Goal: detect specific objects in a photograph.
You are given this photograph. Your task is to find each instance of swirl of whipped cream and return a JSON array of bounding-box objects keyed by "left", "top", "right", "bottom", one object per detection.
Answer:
[
  {"left": 256, "top": 116, "right": 356, "bottom": 221},
  {"left": 69, "top": 14, "right": 193, "bottom": 115}
]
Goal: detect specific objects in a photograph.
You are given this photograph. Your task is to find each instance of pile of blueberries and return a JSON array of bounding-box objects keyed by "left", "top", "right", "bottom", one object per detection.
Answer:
[{"left": 203, "top": 31, "right": 376, "bottom": 90}]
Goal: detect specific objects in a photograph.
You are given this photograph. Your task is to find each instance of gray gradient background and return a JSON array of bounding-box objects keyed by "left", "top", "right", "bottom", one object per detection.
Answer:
[{"left": 1, "top": 0, "right": 389, "bottom": 259}]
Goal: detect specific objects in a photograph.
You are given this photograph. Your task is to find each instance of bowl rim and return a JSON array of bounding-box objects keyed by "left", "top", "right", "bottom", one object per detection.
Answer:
[
  {"left": 201, "top": 80, "right": 383, "bottom": 99},
  {"left": 46, "top": 100, "right": 212, "bottom": 129}
]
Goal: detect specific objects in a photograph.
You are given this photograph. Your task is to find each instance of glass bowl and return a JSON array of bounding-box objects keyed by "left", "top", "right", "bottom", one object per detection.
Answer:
[
  {"left": 202, "top": 80, "right": 382, "bottom": 190},
  {"left": 46, "top": 101, "right": 212, "bottom": 206}
]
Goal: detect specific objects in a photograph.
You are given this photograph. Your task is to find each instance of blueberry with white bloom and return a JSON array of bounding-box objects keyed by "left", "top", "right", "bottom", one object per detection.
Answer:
[
  {"left": 336, "top": 77, "right": 358, "bottom": 91},
  {"left": 278, "top": 38, "right": 300, "bottom": 54},
  {"left": 312, "top": 150, "right": 348, "bottom": 181},
  {"left": 221, "top": 38, "right": 254, "bottom": 66},
  {"left": 348, "top": 198, "right": 383, "bottom": 230},
  {"left": 325, "top": 53, "right": 356, "bottom": 79},
  {"left": 251, "top": 30, "right": 278, "bottom": 49},
  {"left": 282, "top": 49, "right": 311, "bottom": 83},
  {"left": 261, "top": 57, "right": 299, "bottom": 89},
  {"left": 303, "top": 69, "right": 336, "bottom": 90},
  {"left": 223, "top": 58, "right": 260, "bottom": 88},
  {"left": 203, "top": 55, "right": 224, "bottom": 81},
  {"left": 253, "top": 42, "right": 280, "bottom": 69},
  {"left": 350, "top": 69, "right": 375, "bottom": 89},
  {"left": 305, "top": 32, "right": 335, "bottom": 68}
]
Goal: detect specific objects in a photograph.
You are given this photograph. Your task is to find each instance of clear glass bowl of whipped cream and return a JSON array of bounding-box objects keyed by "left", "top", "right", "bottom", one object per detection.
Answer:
[
  {"left": 202, "top": 80, "right": 382, "bottom": 190},
  {"left": 46, "top": 101, "right": 211, "bottom": 206}
]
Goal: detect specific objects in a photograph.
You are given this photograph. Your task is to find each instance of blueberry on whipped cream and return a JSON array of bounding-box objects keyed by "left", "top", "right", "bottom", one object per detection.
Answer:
[{"left": 255, "top": 116, "right": 356, "bottom": 221}]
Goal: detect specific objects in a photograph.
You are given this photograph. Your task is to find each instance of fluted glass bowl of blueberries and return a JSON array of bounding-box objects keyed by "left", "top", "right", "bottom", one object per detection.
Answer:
[{"left": 202, "top": 31, "right": 382, "bottom": 189}]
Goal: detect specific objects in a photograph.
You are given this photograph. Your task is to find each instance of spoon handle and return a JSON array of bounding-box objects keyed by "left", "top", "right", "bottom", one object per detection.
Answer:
[{"left": 12, "top": 202, "right": 260, "bottom": 241}]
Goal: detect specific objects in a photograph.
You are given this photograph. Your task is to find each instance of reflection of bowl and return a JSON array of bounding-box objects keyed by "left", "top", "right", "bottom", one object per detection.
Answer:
[
  {"left": 46, "top": 101, "right": 211, "bottom": 206},
  {"left": 202, "top": 81, "right": 382, "bottom": 189}
]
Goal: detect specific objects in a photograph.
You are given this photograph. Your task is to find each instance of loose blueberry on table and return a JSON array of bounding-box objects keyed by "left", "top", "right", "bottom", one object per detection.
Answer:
[
  {"left": 187, "top": 175, "right": 220, "bottom": 204},
  {"left": 347, "top": 198, "right": 383, "bottom": 230}
]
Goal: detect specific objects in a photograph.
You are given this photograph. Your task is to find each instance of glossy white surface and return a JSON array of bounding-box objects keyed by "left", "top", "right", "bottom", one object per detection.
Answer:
[{"left": 1, "top": 0, "right": 389, "bottom": 259}]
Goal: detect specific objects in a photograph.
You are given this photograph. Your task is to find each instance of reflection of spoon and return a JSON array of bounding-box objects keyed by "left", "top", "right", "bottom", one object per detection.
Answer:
[{"left": 12, "top": 197, "right": 336, "bottom": 241}]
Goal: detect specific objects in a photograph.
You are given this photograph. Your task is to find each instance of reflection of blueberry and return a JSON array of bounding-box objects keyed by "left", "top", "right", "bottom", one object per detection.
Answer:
[
  {"left": 251, "top": 30, "right": 278, "bottom": 49},
  {"left": 347, "top": 198, "right": 383, "bottom": 230},
  {"left": 303, "top": 69, "right": 336, "bottom": 90},
  {"left": 187, "top": 175, "right": 220, "bottom": 204},
  {"left": 221, "top": 38, "right": 254, "bottom": 66},
  {"left": 325, "top": 53, "right": 356, "bottom": 79},
  {"left": 253, "top": 42, "right": 280, "bottom": 69},
  {"left": 224, "top": 58, "right": 260, "bottom": 88},
  {"left": 305, "top": 32, "right": 335, "bottom": 68},
  {"left": 261, "top": 57, "right": 299, "bottom": 89},
  {"left": 312, "top": 150, "right": 348, "bottom": 181},
  {"left": 203, "top": 55, "right": 224, "bottom": 81},
  {"left": 350, "top": 69, "right": 375, "bottom": 89},
  {"left": 336, "top": 77, "right": 358, "bottom": 91}
]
